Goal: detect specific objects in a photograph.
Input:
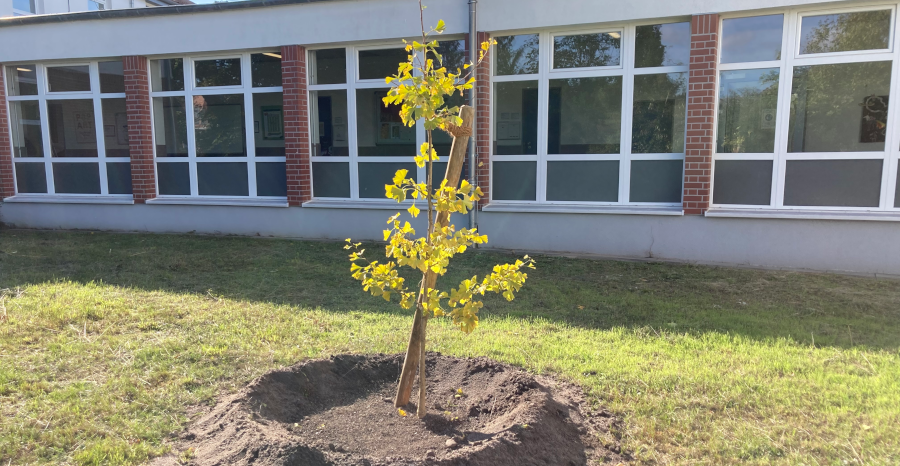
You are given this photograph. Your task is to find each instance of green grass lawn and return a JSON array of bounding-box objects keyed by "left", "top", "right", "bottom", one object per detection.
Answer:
[{"left": 1, "top": 230, "right": 898, "bottom": 465}]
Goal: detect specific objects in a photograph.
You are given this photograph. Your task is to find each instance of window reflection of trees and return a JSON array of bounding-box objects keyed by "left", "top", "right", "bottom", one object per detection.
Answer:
[
  {"left": 800, "top": 10, "right": 891, "bottom": 55},
  {"left": 495, "top": 35, "right": 540, "bottom": 75},
  {"left": 632, "top": 73, "right": 687, "bottom": 153},
  {"left": 553, "top": 33, "right": 621, "bottom": 69}
]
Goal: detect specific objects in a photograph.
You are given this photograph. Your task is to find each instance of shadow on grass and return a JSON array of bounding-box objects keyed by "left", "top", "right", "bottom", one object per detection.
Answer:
[{"left": 1, "top": 229, "right": 899, "bottom": 351}]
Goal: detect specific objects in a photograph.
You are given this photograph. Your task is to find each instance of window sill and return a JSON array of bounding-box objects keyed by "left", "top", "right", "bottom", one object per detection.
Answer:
[
  {"left": 146, "top": 197, "right": 289, "bottom": 208},
  {"left": 2, "top": 194, "right": 134, "bottom": 205},
  {"left": 482, "top": 203, "right": 684, "bottom": 216},
  {"left": 302, "top": 199, "right": 415, "bottom": 210},
  {"left": 705, "top": 208, "right": 900, "bottom": 222}
]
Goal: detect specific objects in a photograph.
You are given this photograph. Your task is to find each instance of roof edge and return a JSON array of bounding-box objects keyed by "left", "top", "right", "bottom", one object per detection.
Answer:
[{"left": 0, "top": 0, "right": 335, "bottom": 28}]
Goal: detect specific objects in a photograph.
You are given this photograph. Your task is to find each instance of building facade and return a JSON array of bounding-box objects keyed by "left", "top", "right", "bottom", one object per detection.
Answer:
[
  {"left": 3, "top": 0, "right": 189, "bottom": 19},
  {"left": 1, "top": 0, "right": 899, "bottom": 276}
]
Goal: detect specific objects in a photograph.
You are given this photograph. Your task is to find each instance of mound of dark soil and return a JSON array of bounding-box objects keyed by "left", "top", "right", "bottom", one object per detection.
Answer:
[{"left": 154, "top": 353, "right": 627, "bottom": 465}]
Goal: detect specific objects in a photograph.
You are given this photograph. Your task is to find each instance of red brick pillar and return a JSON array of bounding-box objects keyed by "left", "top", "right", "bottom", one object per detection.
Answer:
[
  {"left": 683, "top": 14, "right": 719, "bottom": 215},
  {"left": 475, "top": 32, "right": 491, "bottom": 208},
  {"left": 282, "top": 45, "right": 311, "bottom": 206},
  {"left": 123, "top": 56, "right": 156, "bottom": 203},
  {"left": 0, "top": 65, "right": 14, "bottom": 199}
]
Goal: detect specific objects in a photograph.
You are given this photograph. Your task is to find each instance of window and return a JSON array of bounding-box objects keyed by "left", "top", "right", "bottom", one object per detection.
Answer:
[
  {"left": 149, "top": 53, "right": 285, "bottom": 198},
  {"left": 88, "top": 0, "right": 105, "bottom": 10},
  {"left": 13, "top": 0, "right": 36, "bottom": 15},
  {"left": 307, "top": 41, "right": 466, "bottom": 200},
  {"left": 713, "top": 7, "right": 900, "bottom": 211},
  {"left": 491, "top": 23, "right": 690, "bottom": 205},
  {"left": 5, "top": 61, "right": 131, "bottom": 197}
]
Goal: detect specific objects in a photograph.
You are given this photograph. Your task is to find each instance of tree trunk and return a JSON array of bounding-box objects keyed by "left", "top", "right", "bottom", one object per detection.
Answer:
[{"left": 394, "top": 106, "right": 475, "bottom": 409}]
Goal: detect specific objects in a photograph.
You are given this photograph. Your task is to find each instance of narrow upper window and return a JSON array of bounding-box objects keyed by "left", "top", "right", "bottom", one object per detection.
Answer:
[
  {"left": 721, "top": 15, "right": 784, "bottom": 63},
  {"left": 13, "top": 0, "right": 35, "bottom": 14},
  {"left": 88, "top": 0, "right": 104, "bottom": 10},
  {"left": 195, "top": 58, "right": 242, "bottom": 87},
  {"left": 150, "top": 59, "right": 185, "bottom": 92},
  {"left": 553, "top": 32, "right": 621, "bottom": 69},
  {"left": 310, "top": 49, "right": 347, "bottom": 85},
  {"left": 799, "top": 10, "right": 892, "bottom": 55},
  {"left": 47, "top": 65, "right": 91, "bottom": 93},
  {"left": 634, "top": 22, "right": 691, "bottom": 68},
  {"left": 6, "top": 65, "right": 38, "bottom": 96},
  {"left": 495, "top": 34, "right": 540, "bottom": 75},
  {"left": 251, "top": 53, "right": 282, "bottom": 88},
  {"left": 98, "top": 61, "right": 125, "bottom": 94},
  {"left": 358, "top": 48, "right": 408, "bottom": 80}
]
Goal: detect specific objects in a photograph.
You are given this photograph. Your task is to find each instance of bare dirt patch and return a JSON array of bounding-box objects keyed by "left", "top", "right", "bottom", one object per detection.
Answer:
[{"left": 154, "top": 353, "right": 626, "bottom": 465}]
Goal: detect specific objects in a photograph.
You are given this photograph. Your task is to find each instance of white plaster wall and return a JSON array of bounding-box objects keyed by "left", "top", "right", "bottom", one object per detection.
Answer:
[{"left": 2, "top": 203, "right": 899, "bottom": 276}]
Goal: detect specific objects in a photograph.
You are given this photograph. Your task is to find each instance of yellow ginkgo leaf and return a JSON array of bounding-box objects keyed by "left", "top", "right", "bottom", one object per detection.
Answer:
[{"left": 398, "top": 408, "right": 408, "bottom": 417}]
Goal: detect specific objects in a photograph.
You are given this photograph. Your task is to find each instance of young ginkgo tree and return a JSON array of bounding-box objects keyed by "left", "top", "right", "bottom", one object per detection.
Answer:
[{"left": 344, "top": 3, "right": 535, "bottom": 418}]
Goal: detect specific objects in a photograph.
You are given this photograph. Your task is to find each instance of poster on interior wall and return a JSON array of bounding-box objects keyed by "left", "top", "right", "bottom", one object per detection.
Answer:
[
  {"left": 74, "top": 112, "right": 96, "bottom": 144},
  {"left": 334, "top": 124, "right": 347, "bottom": 142},
  {"left": 860, "top": 95, "right": 888, "bottom": 144},
  {"left": 116, "top": 113, "right": 129, "bottom": 145},
  {"left": 262, "top": 106, "right": 283, "bottom": 140}
]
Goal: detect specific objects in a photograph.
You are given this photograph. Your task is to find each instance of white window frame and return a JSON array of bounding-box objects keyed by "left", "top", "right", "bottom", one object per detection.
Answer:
[
  {"left": 149, "top": 51, "right": 287, "bottom": 200},
  {"left": 712, "top": 3, "right": 900, "bottom": 212},
  {"left": 490, "top": 21, "right": 691, "bottom": 207},
  {"left": 5, "top": 61, "right": 131, "bottom": 199},
  {"left": 307, "top": 39, "right": 465, "bottom": 202}
]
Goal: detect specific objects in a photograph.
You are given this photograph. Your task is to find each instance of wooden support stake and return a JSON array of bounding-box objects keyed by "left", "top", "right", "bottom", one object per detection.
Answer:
[{"left": 395, "top": 106, "right": 475, "bottom": 410}]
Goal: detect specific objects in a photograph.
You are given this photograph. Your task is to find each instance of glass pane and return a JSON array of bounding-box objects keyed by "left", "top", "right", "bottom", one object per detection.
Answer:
[
  {"left": 799, "top": 10, "right": 891, "bottom": 55},
  {"left": 553, "top": 32, "right": 621, "bottom": 69},
  {"left": 312, "top": 162, "right": 350, "bottom": 198},
  {"left": 99, "top": 61, "right": 125, "bottom": 94},
  {"left": 106, "top": 162, "right": 133, "bottom": 195},
  {"left": 152, "top": 97, "right": 188, "bottom": 157},
  {"left": 252, "top": 93, "right": 284, "bottom": 157},
  {"left": 13, "top": 0, "right": 35, "bottom": 13},
  {"left": 433, "top": 93, "right": 465, "bottom": 157},
  {"left": 430, "top": 161, "right": 449, "bottom": 193},
  {"left": 9, "top": 101, "right": 44, "bottom": 158},
  {"left": 635, "top": 22, "right": 691, "bottom": 68},
  {"left": 157, "top": 162, "right": 190, "bottom": 195},
  {"left": 251, "top": 53, "right": 282, "bottom": 88},
  {"left": 789, "top": 62, "right": 891, "bottom": 153},
  {"left": 53, "top": 162, "right": 100, "bottom": 194},
  {"left": 492, "top": 161, "right": 536, "bottom": 201},
  {"left": 48, "top": 99, "right": 98, "bottom": 158},
  {"left": 310, "top": 48, "right": 347, "bottom": 85},
  {"left": 311, "top": 90, "right": 350, "bottom": 157},
  {"left": 721, "top": 15, "right": 784, "bottom": 64},
  {"left": 194, "top": 94, "right": 246, "bottom": 157},
  {"left": 358, "top": 48, "right": 407, "bottom": 80},
  {"left": 548, "top": 77, "right": 622, "bottom": 154},
  {"left": 101, "top": 98, "right": 130, "bottom": 158},
  {"left": 433, "top": 40, "right": 467, "bottom": 72},
  {"left": 783, "top": 159, "right": 882, "bottom": 207},
  {"left": 197, "top": 162, "right": 249, "bottom": 196},
  {"left": 494, "top": 81, "right": 538, "bottom": 155},
  {"left": 356, "top": 89, "right": 415, "bottom": 157},
  {"left": 547, "top": 160, "right": 619, "bottom": 202},
  {"left": 495, "top": 34, "right": 540, "bottom": 75},
  {"left": 14, "top": 163, "right": 47, "bottom": 194},
  {"left": 195, "top": 58, "right": 241, "bottom": 87},
  {"left": 717, "top": 68, "right": 780, "bottom": 153},
  {"left": 88, "top": 0, "right": 103, "bottom": 11},
  {"left": 47, "top": 65, "right": 91, "bottom": 92},
  {"left": 150, "top": 58, "right": 185, "bottom": 92},
  {"left": 256, "top": 162, "right": 287, "bottom": 197},
  {"left": 358, "top": 162, "right": 416, "bottom": 198},
  {"left": 6, "top": 65, "right": 38, "bottom": 96},
  {"left": 713, "top": 160, "right": 773, "bottom": 205},
  {"left": 633, "top": 72, "right": 687, "bottom": 153},
  {"left": 630, "top": 160, "right": 683, "bottom": 203},
  {"left": 895, "top": 165, "right": 900, "bottom": 208}
]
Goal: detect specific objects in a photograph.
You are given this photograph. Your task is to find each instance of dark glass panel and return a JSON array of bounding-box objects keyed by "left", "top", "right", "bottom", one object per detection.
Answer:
[
  {"left": 6, "top": 65, "right": 38, "bottom": 96},
  {"left": 630, "top": 160, "right": 683, "bottom": 203},
  {"left": 106, "top": 162, "right": 133, "bottom": 195},
  {"left": 712, "top": 160, "right": 773, "bottom": 205},
  {"left": 157, "top": 162, "right": 191, "bottom": 195},
  {"left": 783, "top": 159, "right": 882, "bottom": 207},
  {"left": 195, "top": 58, "right": 242, "bottom": 87},
  {"left": 253, "top": 93, "right": 285, "bottom": 157},
  {"left": 256, "top": 162, "right": 287, "bottom": 197},
  {"left": 47, "top": 99, "right": 98, "bottom": 158},
  {"left": 99, "top": 60, "right": 125, "bottom": 94},
  {"left": 14, "top": 163, "right": 47, "bottom": 194},
  {"left": 635, "top": 22, "right": 691, "bottom": 68},
  {"left": 311, "top": 90, "right": 350, "bottom": 157},
  {"left": 9, "top": 101, "right": 44, "bottom": 158},
  {"left": 492, "top": 161, "right": 536, "bottom": 201},
  {"left": 251, "top": 53, "right": 283, "bottom": 88},
  {"left": 197, "top": 162, "right": 249, "bottom": 196},
  {"left": 47, "top": 65, "right": 91, "bottom": 92},
  {"left": 356, "top": 89, "right": 415, "bottom": 157},
  {"left": 548, "top": 77, "right": 622, "bottom": 154},
  {"left": 52, "top": 162, "right": 101, "bottom": 194},
  {"left": 312, "top": 162, "right": 351, "bottom": 198},
  {"left": 101, "top": 98, "right": 130, "bottom": 158},
  {"left": 152, "top": 97, "right": 188, "bottom": 157},
  {"left": 547, "top": 160, "right": 619, "bottom": 202},
  {"left": 358, "top": 48, "right": 408, "bottom": 80},
  {"left": 150, "top": 58, "right": 185, "bottom": 92},
  {"left": 358, "top": 162, "right": 416, "bottom": 198},
  {"left": 310, "top": 48, "right": 347, "bottom": 85},
  {"left": 194, "top": 94, "right": 246, "bottom": 157},
  {"left": 494, "top": 81, "right": 539, "bottom": 155}
]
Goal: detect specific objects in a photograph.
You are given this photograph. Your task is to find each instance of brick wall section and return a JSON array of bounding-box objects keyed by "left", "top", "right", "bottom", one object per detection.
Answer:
[
  {"left": 683, "top": 14, "right": 719, "bottom": 215},
  {"left": 123, "top": 56, "right": 156, "bottom": 203},
  {"left": 282, "top": 45, "right": 311, "bottom": 206},
  {"left": 0, "top": 65, "right": 14, "bottom": 199},
  {"left": 475, "top": 32, "right": 491, "bottom": 208}
]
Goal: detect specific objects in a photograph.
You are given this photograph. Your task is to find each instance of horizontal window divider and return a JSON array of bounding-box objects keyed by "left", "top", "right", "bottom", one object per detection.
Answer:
[
  {"left": 713, "top": 153, "right": 777, "bottom": 160},
  {"left": 491, "top": 155, "right": 539, "bottom": 161},
  {"left": 100, "top": 93, "right": 127, "bottom": 98},
  {"left": 352, "top": 81, "right": 392, "bottom": 89},
  {"left": 549, "top": 64, "right": 624, "bottom": 74},
  {"left": 482, "top": 202, "right": 684, "bottom": 216},
  {"left": 303, "top": 199, "right": 420, "bottom": 210},
  {"left": 249, "top": 87, "right": 284, "bottom": 93},
  {"left": 491, "top": 74, "right": 540, "bottom": 83},
  {"left": 718, "top": 61, "right": 785, "bottom": 71},
  {"left": 149, "top": 91, "right": 187, "bottom": 97},
  {"left": 42, "top": 157, "right": 109, "bottom": 162},
  {"left": 544, "top": 154, "right": 625, "bottom": 161},
  {"left": 632, "top": 66, "right": 690, "bottom": 75},
  {"left": 628, "top": 153, "right": 686, "bottom": 160},
  {"left": 44, "top": 94, "right": 100, "bottom": 101},
  {"left": 355, "top": 156, "right": 428, "bottom": 163},
  {"left": 310, "top": 156, "right": 351, "bottom": 162},
  {"left": 155, "top": 158, "right": 191, "bottom": 162},
  {"left": 186, "top": 87, "right": 249, "bottom": 95},
  {"left": 193, "top": 85, "right": 245, "bottom": 92},
  {"left": 146, "top": 197, "right": 289, "bottom": 208},
  {"left": 706, "top": 208, "right": 900, "bottom": 222},
  {"left": 193, "top": 158, "right": 254, "bottom": 162},
  {"left": 3, "top": 194, "right": 135, "bottom": 205},
  {"left": 308, "top": 84, "right": 349, "bottom": 91},
  {"left": 253, "top": 157, "right": 288, "bottom": 161},
  {"left": 790, "top": 53, "right": 893, "bottom": 66},
  {"left": 6, "top": 96, "right": 41, "bottom": 101},
  {"left": 46, "top": 91, "right": 93, "bottom": 96},
  {"left": 781, "top": 153, "right": 889, "bottom": 160},
  {"left": 546, "top": 68, "right": 626, "bottom": 79}
]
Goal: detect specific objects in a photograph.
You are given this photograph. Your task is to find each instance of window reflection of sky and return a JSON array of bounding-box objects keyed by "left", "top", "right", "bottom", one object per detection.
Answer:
[
  {"left": 658, "top": 22, "right": 691, "bottom": 66},
  {"left": 721, "top": 15, "right": 784, "bottom": 63}
]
